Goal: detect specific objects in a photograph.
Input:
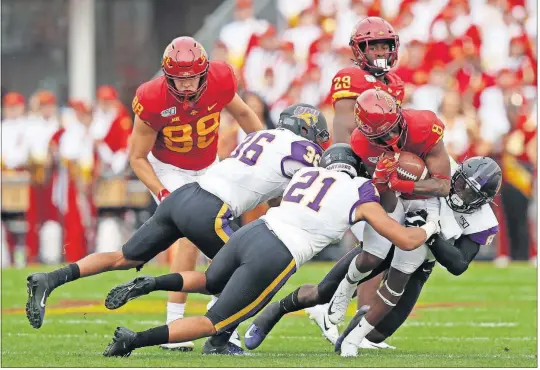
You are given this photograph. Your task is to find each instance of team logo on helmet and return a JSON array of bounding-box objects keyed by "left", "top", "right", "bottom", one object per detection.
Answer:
[
  {"left": 195, "top": 43, "right": 208, "bottom": 64},
  {"left": 163, "top": 56, "right": 173, "bottom": 69},
  {"left": 292, "top": 112, "right": 318, "bottom": 126}
]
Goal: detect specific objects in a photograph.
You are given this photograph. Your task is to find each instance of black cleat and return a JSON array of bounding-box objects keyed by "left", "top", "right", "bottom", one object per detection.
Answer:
[
  {"left": 105, "top": 276, "right": 156, "bottom": 310},
  {"left": 103, "top": 327, "right": 137, "bottom": 357},
  {"left": 26, "top": 273, "right": 51, "bottom": 329},
  {"left": 335, "top": 305, "right": 370, "bottom": 354},
  {"left": 202, "top": 339, "right": 245, "bottom": 355}
]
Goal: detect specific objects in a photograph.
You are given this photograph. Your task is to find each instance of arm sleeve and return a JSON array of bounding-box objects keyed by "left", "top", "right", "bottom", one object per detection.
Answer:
[{"left": 426, "top": 235, "right": 480, "bottom": 276}]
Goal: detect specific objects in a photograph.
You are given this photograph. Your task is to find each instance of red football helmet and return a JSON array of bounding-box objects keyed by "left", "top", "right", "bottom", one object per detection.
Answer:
[
  {"left": 162, "top": 36, "right": 210, "bottom": 105},
  {"left": 354, "top": 89, "right": 407, "bottom": 152},
  {"left": 350, "top": 17, "right": 400, "bottom": 76}
]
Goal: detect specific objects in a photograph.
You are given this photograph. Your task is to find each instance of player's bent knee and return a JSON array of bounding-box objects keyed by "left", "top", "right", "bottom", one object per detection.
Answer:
[
  {"left": 356, "top": 252, "right": 383, "bottom": 272},
  {"left": 297, "top": 284, "right": 321, "bottom": 306},
  {"left": 113, "top": 251, "right": 144, "bottom": 270},
  {"left": 204, "top": 272, "right": 224, "bottom": 296}
]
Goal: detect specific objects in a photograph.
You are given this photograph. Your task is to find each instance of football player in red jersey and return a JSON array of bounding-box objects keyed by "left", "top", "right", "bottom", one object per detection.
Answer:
[
  {"left": 330, "top": 16, "right": 404, "bottom": 144},
  {"left": 322, "top": 16, "right": 405, "bottom": 345},
  {"left": 328, "top": 89, "right": 451, "bottom": 355},
  {"left": 130, "top": 36, "right": 263, "bottom": 352},
  {"left": 25, "top": 37, "right": 263, "bottom": 353},
  {"left": 248, "top": 89, "right": 451, "bottom": 351}
]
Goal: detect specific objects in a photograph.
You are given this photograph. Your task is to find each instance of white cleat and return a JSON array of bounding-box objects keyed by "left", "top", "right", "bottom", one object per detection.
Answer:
[
  {"left": 229, "top": 328, "right": 242, "bottom": 348},
  {"left": 340, "top": 338, "right": 360, "bottom": 357},
  {"left": 160, "top": 341, "right": 195, "bottom": 351},
  {"left": 305, "top": 304, "right": 339, "bottom": 345},
  {"left": 327, "top": 279, "right": 356, "bottom": 325},
  {"left": 359, "top": 338, "right": 396, "bottom": 349}
]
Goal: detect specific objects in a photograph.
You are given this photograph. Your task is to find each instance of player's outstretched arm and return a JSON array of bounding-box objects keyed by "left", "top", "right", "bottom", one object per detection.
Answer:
[
  {"left": 226, "top": 93, "right": 264, "bottom": 133},
  {"left": 427, "top": 235, "right": 480, "bottom": 276},
  {"left": 332, "top": 99, "right": 357, "bottom": 143},
  {"left": 129, "top": 115, "right": 166, "bottom": 197},
  {"left": 354, "top": 202, "right": 437, "bottom": 251},
  {"left": 410, "top": 140, "right": 451, "bottom": 197}
]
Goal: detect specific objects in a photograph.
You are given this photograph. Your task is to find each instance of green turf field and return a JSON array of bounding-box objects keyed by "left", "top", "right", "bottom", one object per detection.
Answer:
[{"left": 1, "top": 262, "right": 537, "bottom": 367}]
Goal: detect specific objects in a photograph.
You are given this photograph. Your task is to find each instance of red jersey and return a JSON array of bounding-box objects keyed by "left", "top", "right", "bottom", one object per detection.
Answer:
[
  {"left": 133, "top": 61, "right": 238, "bottom": 170},
  {"left": 330, "top": 66, "right": 404, "bottom": 107},
  {"left": 351, "top": 109, "right": 445, "bottom": 200}
]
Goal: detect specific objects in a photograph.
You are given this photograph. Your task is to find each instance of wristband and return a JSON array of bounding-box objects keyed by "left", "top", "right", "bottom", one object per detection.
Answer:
[
  {"left": 420, "top": 221, "right": 439, "bottom": 240},
  {"left": 157, "top": 188, "right": 171, "bottom": 202}
]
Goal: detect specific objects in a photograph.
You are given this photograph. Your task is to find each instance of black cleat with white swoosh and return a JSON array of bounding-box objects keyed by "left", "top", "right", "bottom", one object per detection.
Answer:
[
  {"left": 26, "top": 273, "right": 51, "bottom": 329},
  {"left": 105, "top": 276, "right": 156, "bottom": 310},
  {"left": 103, "top": 327, "right": 137, "bottom": 357}
]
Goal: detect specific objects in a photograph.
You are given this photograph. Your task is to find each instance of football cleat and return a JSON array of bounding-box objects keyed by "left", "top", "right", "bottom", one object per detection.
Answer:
[
  {"left": 244, "top": 302, "right": 281, "bottom": 350},
  {"left": 202, "top": 339, "right": 245, "bottom": 355},
  {"left": 207, "top": 296, "right": 243, "bottom": 349},
  {"left": 305, "top": 304, "right": 339, "bottom": 345},
  {"left": 359, "top": 338, "right": 396, "bottom": 349},
  {"left": 327, "top": 278, "right": 357, "bottom": 325},
  {"left": 159, "top": 341, "right": 195, "bottom": 351},
  {"left": 105, "top": 276, "right": 156, "bottom": 310},
  {"left": 335, "top": 305, "right": 370, "bottom": 357},
  {"left": 228, "top": 328, "right": 243, "bottom": 349},
  {"left": 103, "top": 327, "right": 137, "bottom": 357},
  {"left": 26, "top": 273, "right": 51, "bottom": 329}
]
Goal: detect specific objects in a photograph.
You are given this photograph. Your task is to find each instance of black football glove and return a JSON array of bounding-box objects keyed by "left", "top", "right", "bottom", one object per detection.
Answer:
[{"left": 404, "top": 210, "right": 428, "bottom": 227}]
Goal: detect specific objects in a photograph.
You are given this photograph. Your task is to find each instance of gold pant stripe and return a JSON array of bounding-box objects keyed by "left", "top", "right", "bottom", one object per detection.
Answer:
[
  {"left": 214, "top": 203, "right": 231, "bottom": 243},
  {"left": 214, "top": 259, "right": 296, "bottom": 331}
]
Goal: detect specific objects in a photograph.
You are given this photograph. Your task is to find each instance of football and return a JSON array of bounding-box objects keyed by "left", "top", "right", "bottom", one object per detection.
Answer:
[{"left": 380, "top": 151, "right": 429, "bottom": 181}]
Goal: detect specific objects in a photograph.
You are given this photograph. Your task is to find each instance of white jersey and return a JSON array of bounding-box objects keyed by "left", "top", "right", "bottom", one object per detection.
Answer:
[
  {"left": 439, "top": 156, "right": 499, "bottom": 246},
  {"left": 199, "top": 129, "right": 323, "bottom": 217},
  {"left": 262, "top": 167, "right": 380, "bottom": 267}
]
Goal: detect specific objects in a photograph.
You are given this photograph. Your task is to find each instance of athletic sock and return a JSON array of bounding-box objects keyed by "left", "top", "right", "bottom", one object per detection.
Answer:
[
  {"left": 133, "top": 325, "right": 169, "bottom": 348},
  {"left": 47, "top": 264, "right": 80, "bottom": 289},
  {"left": 154, "top": 273, "right": 184, "bottom": 292}
]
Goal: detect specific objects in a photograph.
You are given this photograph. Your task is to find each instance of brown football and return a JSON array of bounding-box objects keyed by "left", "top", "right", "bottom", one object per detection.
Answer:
[{"left": 380, "top": 151, "right": 429, "bottom": 181}]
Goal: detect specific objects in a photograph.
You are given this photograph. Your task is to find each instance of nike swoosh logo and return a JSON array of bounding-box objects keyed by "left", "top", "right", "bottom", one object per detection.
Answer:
[
  {"left": 245, "top": 325, "right": 256, "bottom": 339},
  {"left": 323, "top": 314, "right": 331, "bottom": 331},
  {"left": 40, "top": 289, "right": 47, "bottom": 308},
  {"left": 127, "top": 285, "right": 135, "bottom": 291},
  {"left": 328, "top": 300, "right": 336, "bottom": 316},
  {"left": 422, "top": 268, "right": 431, "bottom": 273},
  {"left": 208, "top": 103, "right": 217, "bottom": 111}
]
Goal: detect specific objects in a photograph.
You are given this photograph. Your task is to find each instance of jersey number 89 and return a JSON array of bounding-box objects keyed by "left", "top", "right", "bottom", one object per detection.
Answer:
[{"left": 162, "top": 112, "right": 220, "bottom": 153}]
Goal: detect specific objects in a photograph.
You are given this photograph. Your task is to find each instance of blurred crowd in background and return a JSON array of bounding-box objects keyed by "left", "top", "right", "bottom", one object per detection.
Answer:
[{"left": 1, "top": 0, "right": 537, "bottom": 268}]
